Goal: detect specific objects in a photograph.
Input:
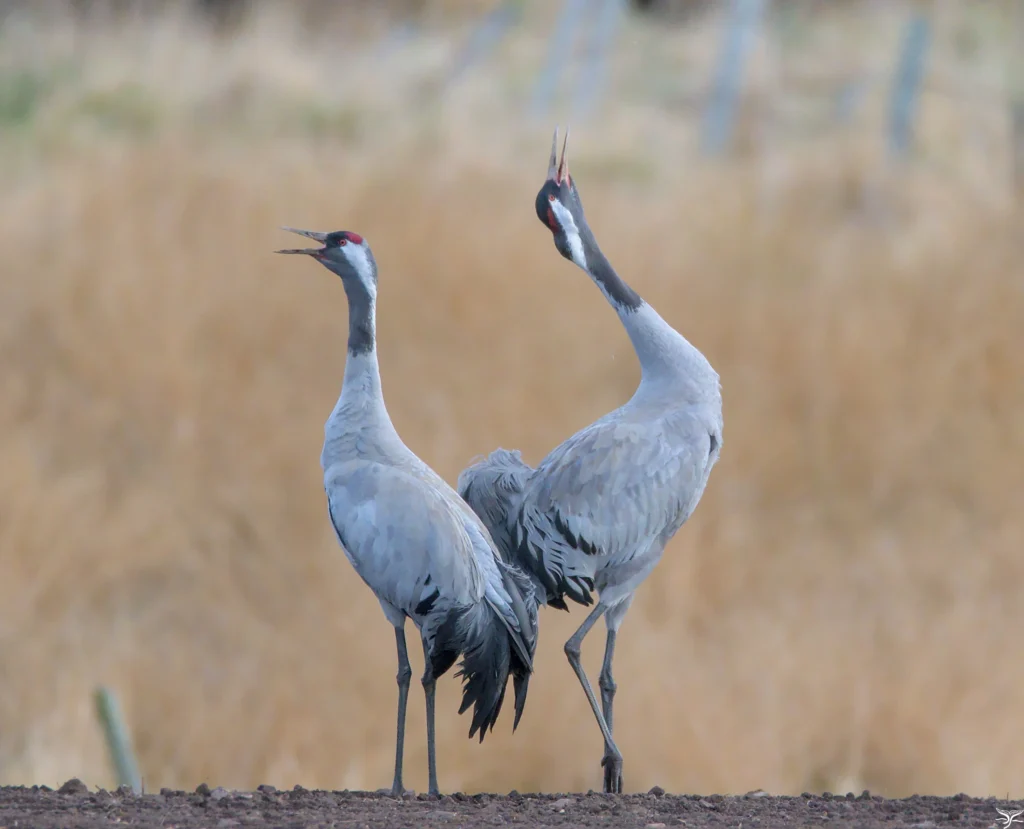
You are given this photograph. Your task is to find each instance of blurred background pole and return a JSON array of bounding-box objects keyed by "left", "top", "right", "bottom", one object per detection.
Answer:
[
  {"left": 701, "top": 0, "right": 768, "bottom": 156},
  {"left": 531, "top": 0, "right": 588, "bottom": 119},
  {"left": 886, "top": 5, "right": 931, "bottom": 161},
  {"left": 572, "top": 0, "right": 626, "bottom": 121},
  {"left": 95, "top": 686, "right": 142, "bottom": 794},
  {"left": 443, "top": 0, "right": 523, "bottom": 91},
  {"left": 1009, "top": 0, "right": 1024, "bottom": 199}
]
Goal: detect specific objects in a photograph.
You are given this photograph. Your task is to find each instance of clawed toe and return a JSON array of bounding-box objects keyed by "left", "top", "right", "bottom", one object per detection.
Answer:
[{"left": 601, "top": 754, "right": 623, "bottom": 794}]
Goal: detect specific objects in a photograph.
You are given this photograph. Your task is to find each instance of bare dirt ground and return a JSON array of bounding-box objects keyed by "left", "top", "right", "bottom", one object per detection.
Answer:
[{"left": 0, "top": 781, "right": 1013, "bottom": 829}]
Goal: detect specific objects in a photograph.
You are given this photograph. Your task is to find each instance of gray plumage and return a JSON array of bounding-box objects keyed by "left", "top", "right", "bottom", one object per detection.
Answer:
[
  {"left": 457, "top": 129, "right": 723, "bottom": 794},
  {"left": 277, "top": 227, "right": 537, "bottom": 797}
]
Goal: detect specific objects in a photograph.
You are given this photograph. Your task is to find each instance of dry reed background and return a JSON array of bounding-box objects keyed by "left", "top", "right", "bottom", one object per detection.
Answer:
[{"left": 1, "top": 0, "right": 1023, "bottom": 799}]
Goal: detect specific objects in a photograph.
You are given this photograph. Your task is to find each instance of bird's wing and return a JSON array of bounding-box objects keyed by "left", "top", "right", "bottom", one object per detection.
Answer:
[
  {"left": 456, "top": 448, "right": 535, "bottom": 563},
  {"left": 514, "top": 406, "right": 716, "bottom": 607},
  {"left": 457, "top": 449, "right": 540, "bottom": 667},
  {"left": 461, "top": 516, "right": 538, "bottom": 672},
  {"left": 325, "top": 460, "right": 484, "bottom": 619}
]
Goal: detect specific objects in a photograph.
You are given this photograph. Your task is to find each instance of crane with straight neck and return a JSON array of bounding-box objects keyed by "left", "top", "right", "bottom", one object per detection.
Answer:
[{"left": 277, "top": 227, "right": 538, "bottom": 797}]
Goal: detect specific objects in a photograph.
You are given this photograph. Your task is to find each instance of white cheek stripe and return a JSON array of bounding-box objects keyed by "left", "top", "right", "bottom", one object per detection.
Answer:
[
  {"left": 344, "top": 244, "right": 377, "bottom": 299},
  {"left": 551, "top": 200, "right": 587, "bottom": 270}
]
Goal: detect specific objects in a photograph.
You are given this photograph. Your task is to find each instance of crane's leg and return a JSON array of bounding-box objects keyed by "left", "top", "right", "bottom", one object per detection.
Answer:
[
  {"left": 390, "top": 625, "right": 413, "bottom": 797},
  {"left": 598, "top": 596, "right": 632, "bottom": 794},
  {"left": 563, "top": 601, "right": 623, "bottom": 794},
  {"left": 421, "top": 638, "right": 440, "bottom": 797},
  {"left": 599, "top": 629, "right": 618, "bottom": 732},
  {"left": 598, "top": 628, "right": 619, "bottom": 791}
]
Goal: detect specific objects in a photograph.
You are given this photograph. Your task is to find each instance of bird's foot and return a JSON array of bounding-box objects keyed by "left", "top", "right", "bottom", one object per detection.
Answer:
[
  {"left": 385, "top": 783, "right": 413, "bottom": 798},
  {"left": 601, "top": 753, "right": 623, "bottom": 794}
]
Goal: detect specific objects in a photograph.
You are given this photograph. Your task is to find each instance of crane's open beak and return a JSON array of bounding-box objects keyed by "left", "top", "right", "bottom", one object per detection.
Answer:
[
  {"left": 547, "top": 126, "right": 570, "bottom": 185},
  {"left": 275, "top": 226, "right": 328, "bottom": 257}
]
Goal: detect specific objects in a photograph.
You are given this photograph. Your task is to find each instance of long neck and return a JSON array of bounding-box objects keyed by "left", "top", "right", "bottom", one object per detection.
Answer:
[
  {"left": 345, "top": 276, "right": 375, "bottom": 357},
  {"left": 321, "top": 279, "right": 402, "bottom": 469},
  {"left": 580, "top": 229, "right": 720, "bottom": 403},
  {"left": 581, "top": 235, "right": 643, "bottom": 314}
]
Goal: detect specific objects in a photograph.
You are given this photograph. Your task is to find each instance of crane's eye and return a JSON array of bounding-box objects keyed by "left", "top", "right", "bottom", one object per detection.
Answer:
[
  {"left": 339, "top": 239, "right": 347, "bottom": 246},
  {"left": 548, "top": 194, "right": 556, "bottom": 202}
]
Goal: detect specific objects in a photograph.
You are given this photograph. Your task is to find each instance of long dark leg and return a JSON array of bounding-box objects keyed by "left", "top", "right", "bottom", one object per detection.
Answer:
[
  {"left": 390, "top": 626, "right": 412, "bottom": 797},
  {"left": 421, "top": 638, "right": 439, "bottom": 796},
  {"left": 598, "top": 629, "right": 620, "bottom": 793},
  {"left": 563, "top": 602, "right": 622, "bottom": 794}
]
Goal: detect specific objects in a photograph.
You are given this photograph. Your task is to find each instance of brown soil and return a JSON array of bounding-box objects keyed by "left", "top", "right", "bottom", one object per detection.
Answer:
[{"left": 0, "top": 782, "right": 1011, "bottom": 829}]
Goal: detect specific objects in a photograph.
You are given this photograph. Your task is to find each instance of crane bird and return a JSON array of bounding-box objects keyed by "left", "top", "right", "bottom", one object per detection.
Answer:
[
  {"left": 276, "top": 227, "right": 538, "bottom": 797},
  {"left": 457, "top": 129, "right": 723, "bottom": 794}
]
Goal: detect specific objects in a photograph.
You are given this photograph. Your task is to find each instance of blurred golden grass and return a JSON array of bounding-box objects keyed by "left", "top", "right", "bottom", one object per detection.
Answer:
[{"left": 2, "top": 0, "right": 1024, "bottom": 801}]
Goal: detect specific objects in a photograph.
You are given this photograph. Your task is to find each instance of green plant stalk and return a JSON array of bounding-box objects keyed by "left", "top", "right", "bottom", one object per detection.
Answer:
[{"left": 94, "top": 687, "right": 142, "bottom": 794}]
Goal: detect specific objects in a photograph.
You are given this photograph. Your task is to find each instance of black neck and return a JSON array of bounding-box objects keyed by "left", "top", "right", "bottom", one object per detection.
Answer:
[
  {"left": 581, "top": 229, "right": 643, "bottom": 312},
  {"left": 343, "top": 279, "right": 375, "bottom": 356}
]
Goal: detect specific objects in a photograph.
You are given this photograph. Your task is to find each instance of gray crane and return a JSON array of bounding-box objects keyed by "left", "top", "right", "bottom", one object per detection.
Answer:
[
  {"left": 276, "top": 227, "right": 538, "bottom": 797},
  {"left": 457, "top": 130, "right": 723, "bottom": 794}
]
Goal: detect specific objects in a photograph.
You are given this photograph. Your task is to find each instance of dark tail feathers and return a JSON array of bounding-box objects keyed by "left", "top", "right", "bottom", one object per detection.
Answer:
[
  {"left": 449, "top": 601, "right": 512, "bottom": 742},
  {"left": 456, "top": 449, "right": 540, "bottom": 734},
  {"left": 497, "top": 558, "right": 539, "bottom": 732},
  {"left": 439, "top": 590, "right": 536, "bottom": 743}
]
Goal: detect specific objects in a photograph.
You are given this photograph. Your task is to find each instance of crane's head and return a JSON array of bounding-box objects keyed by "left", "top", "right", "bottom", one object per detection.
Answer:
[
  {"left": 535, "top": 126, "right": 590, "bottom": 271},
  {"left": 275, "top": 227, "right": 378, "bottom": 297}
]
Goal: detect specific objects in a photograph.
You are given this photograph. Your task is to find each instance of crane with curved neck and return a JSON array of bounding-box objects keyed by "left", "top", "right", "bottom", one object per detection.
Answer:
[{"left": 458, "top": 129, "right": 723, "bottom": 794}]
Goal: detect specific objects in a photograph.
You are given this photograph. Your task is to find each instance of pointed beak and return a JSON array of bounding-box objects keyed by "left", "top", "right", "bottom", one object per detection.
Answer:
[
  {"left": 547, "top": 126, "right": 570, "bottom": 185},
  {"left": 275, "top": 247, "right": 325, "bottom": 256},
  {"left": 274, "top": 226, "right": 328, "bottom": 256},
  {"left": 547, "top": 127, "right": 559, "bottom": 182}
]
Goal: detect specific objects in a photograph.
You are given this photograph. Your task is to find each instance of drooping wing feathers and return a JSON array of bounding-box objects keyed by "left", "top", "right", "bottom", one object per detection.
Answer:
[
  {"left": 512, "top": 407, "right": 716, "bottom": 609},
  {"left": 454, "top": 454, "right": 541, "bottom": 733},
  {"left": 443, "top": 516, "right": 538, "bottom": 741},
  {"left": 455, "top": 447, "right": 540, "bottom": 660},
  {"left": 326, "top": 455, "right": 539, "bottom": 740},
  {"left": 495, "top": 555, "right": 539, "bottom": 729},
  {"left": 461, "top": 516, "right": 537, "bottom": 673},
  {"left": 407, "top": 453, "right": 540, "bottom": 737},
  {"left": 456, "top": 448, "right": 534, "bottom": 565}
]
